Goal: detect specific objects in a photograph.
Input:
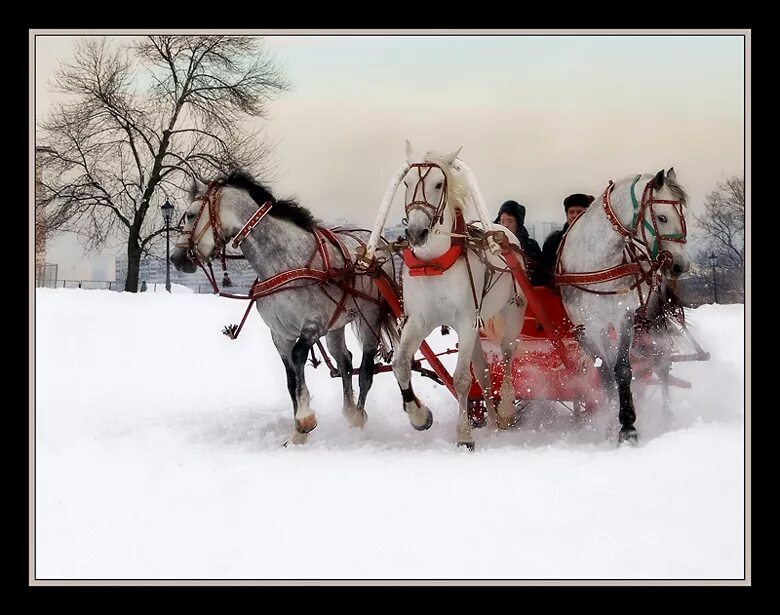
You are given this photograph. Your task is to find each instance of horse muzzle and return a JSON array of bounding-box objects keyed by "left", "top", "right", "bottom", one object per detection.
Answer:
[
  {"left": 658, "top": 250, "right": 690, "bottom": 279},
  {"left": 170, "top": 248, "right": 197, "bottom": 274},
  {"left": 669, "top": 261, "right": 690, "bottom": 278},
  {"left": 405, "top": 226, "right": 430, "bottom": 248}
]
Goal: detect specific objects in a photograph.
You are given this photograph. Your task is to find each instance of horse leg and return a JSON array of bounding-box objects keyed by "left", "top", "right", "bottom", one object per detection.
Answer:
[
  {"left": 579, "top": 331, "right": 616, "bottom": 402},
  {"left": 453, "top": 325, "right": 480, "bottom": 449},
  {"left": 270, "top": 332, "right": 309, "bottom": 446},
  {"left": 353, "top": 318, "right": 380, "bottom": 421},
  {"left": 289, "top": 321, "right": 324, "bottom": 441},
  {"left": 656, "top": 354, "right": 673, "bottom": 422},
  {"left": 495, "top": 302, "right": 523, "bottom": 429},
  {"left": 470, "top": 340, "right": 499, "bottom": 429},
  {"left": 325, "top": 327, "right": 366, "bottom": 428},
  {"left": 391, "top": 318, "right": 433, "bottom": 431},
  {"left": 614, "top": 317, "right": 639, "bottom": 445}
]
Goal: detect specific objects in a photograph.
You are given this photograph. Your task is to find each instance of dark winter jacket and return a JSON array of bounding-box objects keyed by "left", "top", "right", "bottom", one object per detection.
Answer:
[
  {"left": 494, "top": 200, "right": 543, "bottom": 284},
  {"left": 537, "top": 222, "right": 570, "bottom": 287}
]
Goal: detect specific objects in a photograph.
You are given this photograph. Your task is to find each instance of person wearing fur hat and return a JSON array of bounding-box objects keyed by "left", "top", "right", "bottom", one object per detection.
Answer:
[
  {"left": 537, "top": 193, "right": 595, "bottom": 287},
  {"left": 494, "top": 200, "right": 543, "bottom": 285}
]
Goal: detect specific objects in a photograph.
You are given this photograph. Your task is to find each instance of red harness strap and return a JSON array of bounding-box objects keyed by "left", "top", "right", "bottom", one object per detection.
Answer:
[
  {"left": 249, "top": 267, "right": 331, "bottom": 299},
  {"left": 232, "top": 201, "right": 273, "bottom": 249},
  {"left": 555, "top": 262, "right": 641, "bottom": 286},
  {"left": 402, "top": 210, "right": 466, "bottom": 277},
  {"left": 403, "top": 244, "right": 463, "bottom": 276}
]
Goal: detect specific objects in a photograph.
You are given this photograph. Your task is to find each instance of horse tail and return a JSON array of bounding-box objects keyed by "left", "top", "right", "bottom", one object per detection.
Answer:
[
  {"left": 377, "top": 300, "right": 401, "bottom": 363},
  {"left": 349, "top": 297, "right": 399, "bottom": 363}
]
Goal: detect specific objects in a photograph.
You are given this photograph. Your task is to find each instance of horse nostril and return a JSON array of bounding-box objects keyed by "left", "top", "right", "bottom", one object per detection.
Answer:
[{"left": 420, "top": 229, "right": 429, "bottom": 241}]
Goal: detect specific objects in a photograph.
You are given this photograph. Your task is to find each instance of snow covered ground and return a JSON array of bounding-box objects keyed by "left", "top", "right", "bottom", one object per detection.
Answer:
[{"left": 34, "top": 289, "right": 746, "bottom": 581}]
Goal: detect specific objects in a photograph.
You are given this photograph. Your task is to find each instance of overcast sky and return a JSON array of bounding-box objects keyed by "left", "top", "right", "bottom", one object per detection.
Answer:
[{"left": 34, "top": 32, "right": 746, "bottom": 280}]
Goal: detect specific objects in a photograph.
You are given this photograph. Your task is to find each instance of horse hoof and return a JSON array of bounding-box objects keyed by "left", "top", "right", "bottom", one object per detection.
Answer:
[
  {"left": 496, "top": 411, "right": 518, "bottom": 430},
  {"left": 410, "top": 408, "right": 433, "bottom": 431},
  {"left": 457, "top": 440, "right": 476, "bottom": 452},
  {"left": 618, "top": 427, "right": 639, "bottom": 446},
  {"left": 344, "top": 407, "right": 368, "bottom": 429},
  {"left": 283, "top": 431, "right": 310, "bottom": 447},
  {"left": 295, "top": 414, "right": 318, "bottom": 434}
]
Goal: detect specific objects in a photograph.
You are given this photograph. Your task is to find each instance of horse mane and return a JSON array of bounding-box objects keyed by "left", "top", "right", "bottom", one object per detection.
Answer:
[
  {"left": 423, "top": 151, "right": 471, "bottom": 212},
  {"left": 215, "top": 171, "right": 319, "bottom": 231},
  {"left": 664, "top": 175, "right": 688, "bottom": 207}
]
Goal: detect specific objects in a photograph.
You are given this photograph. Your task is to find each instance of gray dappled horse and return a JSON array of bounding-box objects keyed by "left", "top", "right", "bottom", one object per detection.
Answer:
[
  {"left": 171, "top": 173, "right": 397, "bottom": 446},
  {"left": 556, "top": 169, "right": 690, "bottom": 444}
]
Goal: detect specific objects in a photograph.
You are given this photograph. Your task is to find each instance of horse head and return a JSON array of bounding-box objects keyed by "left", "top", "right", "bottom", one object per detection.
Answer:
[
  {"left": 170, "top": 177, "right": 221, "bottom": 273},
  {"left": 612, "top": 168, "right": 691, "bottom": 279},
  {"left": 171, "top": 175, "right": 266, "bottom": 274},
  {"left": 401, "top": 140, "right": 469, "bottom": 252}
]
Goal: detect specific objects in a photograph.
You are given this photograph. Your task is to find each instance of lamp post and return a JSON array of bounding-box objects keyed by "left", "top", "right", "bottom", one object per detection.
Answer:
[
  {"left": 709, "top": 251, "right": 718, "bottom": 304},
  {"left": 161, "top": 200, "right": 175, "bottom": 293}
]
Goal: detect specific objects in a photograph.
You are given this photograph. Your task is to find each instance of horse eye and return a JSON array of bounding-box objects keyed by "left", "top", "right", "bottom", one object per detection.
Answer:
[
  {"left": 186, "top": 213, "right": 196, "bottom": 221},
  {"left": 657, "top": 214, "right": 668, "bottom": 223},
  {"left": 435, "top": 182, "right": 443, "bottom": 190}
]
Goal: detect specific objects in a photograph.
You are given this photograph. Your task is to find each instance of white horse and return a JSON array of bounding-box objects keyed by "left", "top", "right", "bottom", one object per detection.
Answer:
[
  {"left": 378, "top": 143, "right": 527, "bottom": 449},
  {"left": 556, "top": 169, "right": 691, "bottom": 444}
]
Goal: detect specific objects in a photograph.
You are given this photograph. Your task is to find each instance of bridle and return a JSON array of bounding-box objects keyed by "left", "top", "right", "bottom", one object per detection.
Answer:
[
  {"left": 175, "top": 181, "right": 273, "bottom": 292},
  {"left": 603, "top": 174, "right": 687, "bottom": 268},
  {"left": 402, "top": 163, "right": 450, "bottom": 228},
  {"left": 175, "top": 181, "right": 226, "bottom": 262}
]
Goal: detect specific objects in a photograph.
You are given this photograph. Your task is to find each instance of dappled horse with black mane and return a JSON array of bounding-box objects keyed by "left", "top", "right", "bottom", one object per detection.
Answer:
[{"left": 170, "top": 172, "right": 398, "bottom": 446}]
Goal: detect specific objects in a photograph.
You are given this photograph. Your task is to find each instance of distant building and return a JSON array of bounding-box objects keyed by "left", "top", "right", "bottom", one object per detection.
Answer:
[{"left": 527, "top": 221, "right": 563, "bottom": 244}]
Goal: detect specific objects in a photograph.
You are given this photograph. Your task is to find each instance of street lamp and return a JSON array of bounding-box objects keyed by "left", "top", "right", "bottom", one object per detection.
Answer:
[
  {"left": 709, "top": 251, "right": 719, "bottom": 304},
  {"left": 161, "top": 199, "right": 175, "bottom": 293}
]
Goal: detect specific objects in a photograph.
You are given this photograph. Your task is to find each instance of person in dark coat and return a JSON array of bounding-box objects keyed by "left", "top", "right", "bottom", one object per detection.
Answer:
[
  {"left": 537, "top": 193, "right": 595, "bottom": 287},
  {"left": 494, "top": 200, "right": 544, "bottom": 285}
]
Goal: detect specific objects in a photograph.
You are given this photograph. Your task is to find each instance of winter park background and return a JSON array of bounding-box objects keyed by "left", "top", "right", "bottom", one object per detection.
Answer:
[{"left": 34, "top": 286, "right": 745, "bottom": 581}]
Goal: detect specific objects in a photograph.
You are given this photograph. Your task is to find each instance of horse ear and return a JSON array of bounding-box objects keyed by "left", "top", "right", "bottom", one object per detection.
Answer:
[
  {"left": 653, "top": 169, "right": 665, "bottom": 190},
  {"left": 189, "top": 177, "right": 207, "bottom": 202},
  {"left": 405, "top": 140, "right": 415, "bottom": 162},
  {"left": 666, "top": 167, "right": 677, "bottom": 181},
  {"left": 441, "top": 146, "right": 462, "bottom": 167}
]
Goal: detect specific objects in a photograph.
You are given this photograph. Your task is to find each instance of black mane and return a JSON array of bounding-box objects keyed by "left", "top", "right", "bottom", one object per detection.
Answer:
[{"left": 217, "top": 171, "right": 318, "bottom": 231}]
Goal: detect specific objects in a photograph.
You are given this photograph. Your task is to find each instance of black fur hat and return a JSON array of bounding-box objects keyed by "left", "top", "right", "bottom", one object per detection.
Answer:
[
  {"left": 563, "top": 193, "right": 595, "bottom": 211},
  {"left": 494, "top": 200, "right": 526, "bottom": 226}
]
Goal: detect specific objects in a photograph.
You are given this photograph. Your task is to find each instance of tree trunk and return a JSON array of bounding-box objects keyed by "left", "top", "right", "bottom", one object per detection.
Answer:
[{"left": 124, "top": 231, "right": 143, "bottom": 293}]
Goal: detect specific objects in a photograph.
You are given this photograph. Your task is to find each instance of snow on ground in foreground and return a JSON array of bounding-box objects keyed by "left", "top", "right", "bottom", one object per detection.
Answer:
[{"left": 35, "top": 290, "right": 745, "bottom": 580}]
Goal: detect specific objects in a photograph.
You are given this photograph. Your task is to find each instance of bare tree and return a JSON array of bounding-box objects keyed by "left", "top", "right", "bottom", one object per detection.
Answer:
[
  {"left": 694, "top": 175, "right": 745, "bottom": 267},
  {"left": 38, "top": 36, "right": 290, "bottom": 291},
  {"left": 681, "top": 175, "right": 746, "bottom": 304},
  {"left": 35, "top": 146, "right": 76, "bottom": 243}
]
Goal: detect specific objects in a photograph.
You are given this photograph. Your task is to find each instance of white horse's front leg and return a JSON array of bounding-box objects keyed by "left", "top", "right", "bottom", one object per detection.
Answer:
[
  {"left": 470, "top": 339, "right": 499, "bottom": 429},
  {"left": 496, "top": 302, "right": 523, "bottom": 429},
  {"left": 453, "top": 325, "right": 479, "bottom": 449},
  {"left": 392, "top": 318, "right": 433, "bottom": 431}
]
